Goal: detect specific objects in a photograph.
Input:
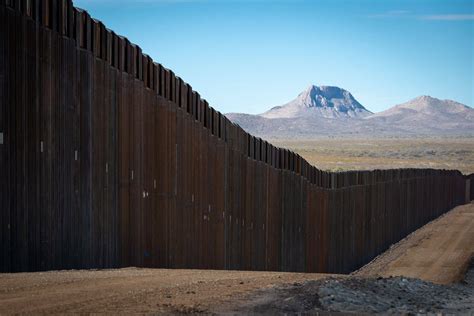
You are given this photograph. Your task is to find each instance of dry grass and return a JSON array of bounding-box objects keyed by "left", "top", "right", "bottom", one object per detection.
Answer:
[{"left": 271, "top": 137, "right": 474, "bottom": 174}]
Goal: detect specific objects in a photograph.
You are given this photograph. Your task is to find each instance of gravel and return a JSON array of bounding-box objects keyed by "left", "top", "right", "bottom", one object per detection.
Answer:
[
  {"left": 317, "top": 274, "right": 474, "bottom": 314},
  {"left": 226, "top": 261, "right": 474, "bottom": 314}
]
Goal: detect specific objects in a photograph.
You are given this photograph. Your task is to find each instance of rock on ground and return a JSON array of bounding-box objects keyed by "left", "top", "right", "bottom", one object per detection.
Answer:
[{"left": 222, "top": 261, "right": 474, "bottom": 314}]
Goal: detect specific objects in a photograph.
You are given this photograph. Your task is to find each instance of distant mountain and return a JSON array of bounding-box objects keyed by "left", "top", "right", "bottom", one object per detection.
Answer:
[
  {"left": 226, "top": 87, "right": 474, "bottom": 138},
  {"left": 261, "top": 85, "right": 372, "bottom": 119},
  {"left": 365, "top": 96, "right": 474, "bottom": 134}
]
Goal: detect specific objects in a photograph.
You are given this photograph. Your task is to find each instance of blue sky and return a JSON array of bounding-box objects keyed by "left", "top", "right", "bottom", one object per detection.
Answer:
[{"left": 75, "top": 0, "right": 473, "bottom": 114}]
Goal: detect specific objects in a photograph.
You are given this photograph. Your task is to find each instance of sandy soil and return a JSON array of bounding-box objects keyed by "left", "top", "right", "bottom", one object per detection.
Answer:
[
  {"left": 0, "top": 268, "right": 331, "bottom": 314},
  {"left": 355, "top": 202, "right": 474, "bottom": 284}
]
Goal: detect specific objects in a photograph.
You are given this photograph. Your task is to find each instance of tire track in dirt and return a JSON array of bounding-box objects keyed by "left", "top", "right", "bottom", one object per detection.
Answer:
[{"left": 355, "top": 202, "right": 474, "bottom": 284}]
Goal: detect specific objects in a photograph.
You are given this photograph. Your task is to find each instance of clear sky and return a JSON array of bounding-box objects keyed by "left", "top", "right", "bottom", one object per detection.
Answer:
[{"left": 74, "top": 0, "right": 473, "bottom": 114}]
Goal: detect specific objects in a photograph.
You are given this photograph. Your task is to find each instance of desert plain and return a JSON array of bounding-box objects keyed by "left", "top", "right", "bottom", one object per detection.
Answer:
[{"left": 272, "top": 137, "right": 474, "bottom": 174}]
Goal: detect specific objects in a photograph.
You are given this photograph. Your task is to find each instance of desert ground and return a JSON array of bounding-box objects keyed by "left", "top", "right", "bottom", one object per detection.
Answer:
[
  {"left": 0, "top": 268, "right": 331, "bottom": 314},
  {"left": 1, "top": 202, "right": 473, "bottom": 314},
  {"left": 272, "top": 137, "right": 474, "bottom": 174}
]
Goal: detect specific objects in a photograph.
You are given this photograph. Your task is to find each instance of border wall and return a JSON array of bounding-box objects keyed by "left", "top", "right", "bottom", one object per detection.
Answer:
[{"left": 0, "top": 1, "right": 471, "bottom": 273}]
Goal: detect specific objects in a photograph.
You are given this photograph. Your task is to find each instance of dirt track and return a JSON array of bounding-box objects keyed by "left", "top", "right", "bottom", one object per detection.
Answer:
[
  {"left": 0, "top": 268, "right": 332, "bottom": 314},
  {"left": 355, "top": 201, "right": 474, "bottom": 284},
  {"left": 1, "top": 203, "right": 473, "bottom": 314}
]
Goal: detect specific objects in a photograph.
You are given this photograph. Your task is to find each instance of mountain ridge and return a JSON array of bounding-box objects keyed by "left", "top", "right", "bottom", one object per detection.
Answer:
[{"left": 225, "top": 86, "right": 474, "bottom": 138}]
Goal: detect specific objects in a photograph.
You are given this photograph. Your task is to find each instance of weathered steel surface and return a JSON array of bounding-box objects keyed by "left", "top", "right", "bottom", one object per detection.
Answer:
[{"left": 0, "top": 2, "right": 469, "bottom": 273}]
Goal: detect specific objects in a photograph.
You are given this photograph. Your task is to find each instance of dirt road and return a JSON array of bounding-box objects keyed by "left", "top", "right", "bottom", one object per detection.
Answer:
[
  {"left": 1, "top": 203, "right": 472, "bottom": 314},
  {"left": 355, "top": 202, "right": 474, "bottom": 284},
  {"left": 0, "top": 268, "right": 331, "bottom": 314}
]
